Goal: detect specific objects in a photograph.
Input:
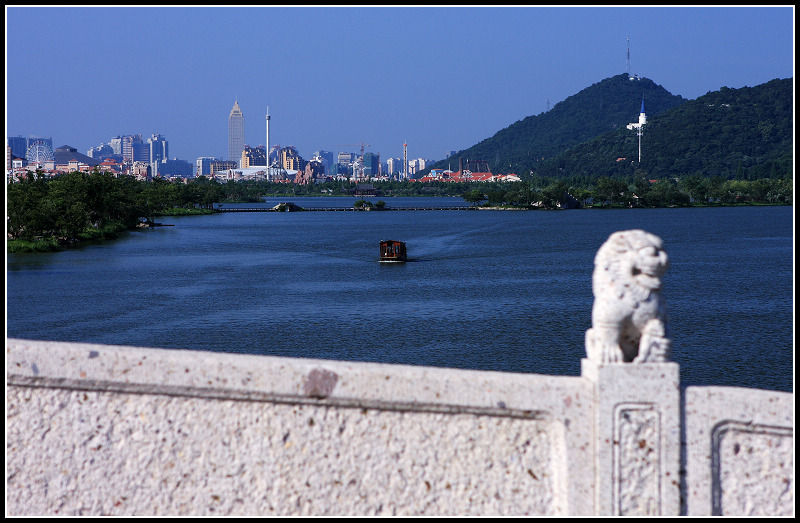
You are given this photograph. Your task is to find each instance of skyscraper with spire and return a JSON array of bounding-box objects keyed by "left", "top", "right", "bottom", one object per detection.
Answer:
[{"left": 228, "top": 100, "right": 245, "bottom": 167}]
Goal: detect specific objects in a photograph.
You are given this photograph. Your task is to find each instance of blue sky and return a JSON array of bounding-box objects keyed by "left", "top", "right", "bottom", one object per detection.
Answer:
[{"left": 5, "top": 6, "right": 794, "bottom": 165}]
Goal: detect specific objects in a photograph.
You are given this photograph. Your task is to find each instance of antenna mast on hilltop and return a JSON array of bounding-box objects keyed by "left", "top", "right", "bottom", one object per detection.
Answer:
[{"left": 627, "top": 35, "right": 631, "bottom": 77}]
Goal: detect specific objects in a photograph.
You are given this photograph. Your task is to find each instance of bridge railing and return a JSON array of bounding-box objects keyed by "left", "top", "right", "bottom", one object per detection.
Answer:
[{"left": 6, "top": 337, "right": 792, "bottom": 516}]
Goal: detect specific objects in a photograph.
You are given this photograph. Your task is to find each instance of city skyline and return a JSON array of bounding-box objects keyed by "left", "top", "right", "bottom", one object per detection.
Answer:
[{"left": 6, "top": 6, "right": 794, "bottom": 166}]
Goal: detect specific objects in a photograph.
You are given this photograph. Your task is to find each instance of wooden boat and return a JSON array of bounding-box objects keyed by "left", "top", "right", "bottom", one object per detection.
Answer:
[{"left": 379, "top": 240, "right": 407, "bottom": 263}]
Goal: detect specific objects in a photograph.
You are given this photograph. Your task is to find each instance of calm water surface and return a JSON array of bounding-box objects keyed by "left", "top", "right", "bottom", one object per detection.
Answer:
[{"left": 6, "top": 198, "right": 794, "bottom": 392}]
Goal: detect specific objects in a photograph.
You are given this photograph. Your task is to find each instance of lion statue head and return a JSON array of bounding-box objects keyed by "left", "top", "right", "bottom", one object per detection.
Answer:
[{"left": 586, "top": 230, "right": 671, "bottom": 364}]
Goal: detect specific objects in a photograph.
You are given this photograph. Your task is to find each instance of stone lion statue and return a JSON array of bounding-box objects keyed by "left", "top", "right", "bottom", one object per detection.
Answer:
[{"left": 585, "top": 229, "right": 671, "bottom": 363}]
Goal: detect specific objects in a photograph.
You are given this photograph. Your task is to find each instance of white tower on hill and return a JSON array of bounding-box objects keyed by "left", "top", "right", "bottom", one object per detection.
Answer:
[{"left": 626, "top": 97, "right": 647, "bottom": 163}]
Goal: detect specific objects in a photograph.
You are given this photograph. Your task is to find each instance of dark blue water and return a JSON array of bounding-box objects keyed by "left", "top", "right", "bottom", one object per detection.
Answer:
[{"left": 6, "top": 198, "right": 793, "bottom": 392}]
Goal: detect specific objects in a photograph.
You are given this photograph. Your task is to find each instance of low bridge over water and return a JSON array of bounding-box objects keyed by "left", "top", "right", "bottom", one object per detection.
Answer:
[{"left": 216, "top": 206, "right": 475, "bottom": 212}]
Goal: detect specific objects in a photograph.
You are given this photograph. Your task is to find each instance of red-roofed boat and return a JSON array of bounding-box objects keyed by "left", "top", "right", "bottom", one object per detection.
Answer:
[{"left": 379, "top": 240, "right": 407, "bottom": 263}]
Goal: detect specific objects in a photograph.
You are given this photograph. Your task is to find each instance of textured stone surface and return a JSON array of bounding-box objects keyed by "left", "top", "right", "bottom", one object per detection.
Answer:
[
  {"left": 684, "top": 386, "right": 794, "bottom": 516},
  {"left": 6, "top": 386, "right": 555, "bottom": 516},
  {"left": 616, "top": 404, "right": 661, "bottom": 515},
  {"left": 581, "top": 358, "right": 681, "bottom": 516},
  {"left": 713, "top": 422, "right": 793, "bottom": 516},
  {"left": 6, "top": 338, "right": 594, "bottom": 516},
  {"left": 7, "top": 338, "right": 793, "bottom": 516}
]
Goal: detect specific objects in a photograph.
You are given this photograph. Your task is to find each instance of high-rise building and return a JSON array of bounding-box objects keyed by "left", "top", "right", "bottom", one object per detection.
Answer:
[
  {"left": 386, "top": 157, "right": 402, "bottom": 176},
  {"left": 156, "top": 158, "right": 193, "bottom": 178},
  {"left": 132, "top": 141, "right": 149, "bottom": 163},
  {"left": 110, "top": 136, "right": 123, "bottom": 155},
  {"left": 268, "top": 145, "right": 281, "bottom": 167},
  {"left": 196, "top": 156, "right": 219, "bottom": 177},
  {"left": 311, "top": 150, "right": 334, "bottom": 175},
  {"left": 363, "top": 152, "right": 380, "bottom": 177},
  {"left": 148, "top": 133, "right": 169, "bottom": 164},
  {"left": 279, "top": 146, "right": 304, "bottom": 171},
  {"left": 337, "top": 151, "right": 355, "bottom": 174},
  {"left": 7, "top": 136, "right": 28, "bottom": 159},
  {"left": 228, "top": 100, "right": 245, "bottom": 167},
  {"left": 208, "top": 159, "right": 238, "bottom": 175},
  {"left": 241, "top": 145, "right": 267, "bottom": 168},
  {"left": 121, "top": 134, "right": 143, "bottom": 163},
  {"left": 87, "top": 143, "right": 115, "bottom": 160}
]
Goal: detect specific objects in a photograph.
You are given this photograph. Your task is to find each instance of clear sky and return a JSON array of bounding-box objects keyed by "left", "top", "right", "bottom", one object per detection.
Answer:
[{"left": 5, "top": 5, "right": 795, "bottom": 165}]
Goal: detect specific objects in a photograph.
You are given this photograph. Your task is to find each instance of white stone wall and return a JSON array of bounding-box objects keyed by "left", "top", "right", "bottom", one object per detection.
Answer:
[
  {"left": 6, "top": 338, "right": 594, "bottom": 516},
  {"left": 5, "top": 338, "right": 793, "bottom": 516},
  {"left": 684, "top": 386, "right": 794, "bottom": 516}
]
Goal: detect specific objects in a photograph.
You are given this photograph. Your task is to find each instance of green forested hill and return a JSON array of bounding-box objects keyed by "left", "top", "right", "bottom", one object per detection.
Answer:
[
  {"left": 424, "top": 73, "right": 686, "bottom": 176},
  {"left": 534, "top": 77, "right": 793, "bottom": 181}
]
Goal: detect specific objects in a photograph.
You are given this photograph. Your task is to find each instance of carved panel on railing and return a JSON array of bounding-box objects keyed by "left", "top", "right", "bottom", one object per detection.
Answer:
[
  {"left": 613, "top": 403, "right": 662, "bottom": 515},
  {"left": 711, "top": 421, "right": 794, "bottom": 516}
]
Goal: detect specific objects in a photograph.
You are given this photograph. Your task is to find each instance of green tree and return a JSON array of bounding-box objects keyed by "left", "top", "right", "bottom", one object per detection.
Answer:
[
  {"left": 7, "top": 170, "right": 53, "bottom": 240},
  {"left": 47, "top": 171, "right": 90, "bottom": 238},
  {"left": 462, "top": 189, "right": 484, "bottom": 206},
  {"left": 592, "top": 177, "right": 626, "bottom": 206},
  {"left": 541, "top": 180, "right": 569, "bottom": 208}
]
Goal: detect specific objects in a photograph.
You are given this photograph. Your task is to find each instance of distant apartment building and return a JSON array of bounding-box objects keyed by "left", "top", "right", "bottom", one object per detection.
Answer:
[
  {"left": 133, "top": 142, "right": 149, "bottom": 163},
  {"left": 131, "top": 161, "right": 151, "bottom": 181},
  {"left": 336, "top": 151, "right": 355, "bottom": 175},
  {"left": 196, "top": 156, "right": 219, "bottom": 177},
  {"left": 386, "top": 157, "right": 402, "bottom": 176},
  {"left": 280, "top": 146, "right": 304, "bottom": 171},
  {"left": 154, "top": 158, "right": 193, "bottom": 178},
  {"left": 363, "top": 152, "right": 380, "bottom": 177},
  {"left": 121, "top": 134, "right": 144, "bottom": 163},
  {"left": 311, "top": 150, "right": 334, "bottom": 174},
  {"left": 7, "top": 136, "right": 28, "bottom": 159},
  {"left": 87, "top": 143, "right": 115, "bottom": 160},
  {"left": 148, "top": 133, "right": 169, "bottom": 164},
  {"left": 228, "top": 100, "right": 245, "bottom": 167},
  {"left": 268, "top": 145, "right": 281, "bottom": 167},
  {"left": 208, "top": 159, "right": 238, "bottom": 175},
  {"left": 402, "top": 158, "right": 429, "bottom": 177},
  {"left": 110, "top": 136, "right": 123, "bottom": 155},
  {"left": 241, "top": 145, "right": 267, "bottom": 168}
]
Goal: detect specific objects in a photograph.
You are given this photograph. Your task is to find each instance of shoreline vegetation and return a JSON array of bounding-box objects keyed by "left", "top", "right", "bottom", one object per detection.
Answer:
[{"left": 7, "top": 169, "right": 792, "bottom": 253}]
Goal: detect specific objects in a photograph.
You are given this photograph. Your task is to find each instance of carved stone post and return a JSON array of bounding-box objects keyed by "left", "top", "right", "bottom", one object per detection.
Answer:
[{"left": 581, "top": 230, "right": 681, "bottom": 515}]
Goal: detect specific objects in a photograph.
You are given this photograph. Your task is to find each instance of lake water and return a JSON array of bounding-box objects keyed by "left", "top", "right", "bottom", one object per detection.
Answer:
[{"left": 6, "top": 198, "right": 794, "bottom": 392}]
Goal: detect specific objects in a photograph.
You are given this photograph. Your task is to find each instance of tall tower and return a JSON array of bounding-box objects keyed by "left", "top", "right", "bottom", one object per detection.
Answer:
[
  {"left": 403, "top": 142, "right": 408, "bottom": 180},
  {"left": 265, "top": 106, "right": 271, "bottom": 167},
  {"left": 626, "top": 35, "right": 631, "bottom": 78},
  {"left": 228, "top": 99, "right": 245, "bottom": 167}
]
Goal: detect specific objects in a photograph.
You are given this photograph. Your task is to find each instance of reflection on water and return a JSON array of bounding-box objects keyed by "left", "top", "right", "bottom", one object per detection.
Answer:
[{"left": 7, "top": 199, "right": 793, "bottom": 392}]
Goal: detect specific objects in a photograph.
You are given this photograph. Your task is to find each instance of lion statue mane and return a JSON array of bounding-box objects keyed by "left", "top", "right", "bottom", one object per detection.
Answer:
[{"left": 585, "top": 229, "right": 671, "bottom": 364}]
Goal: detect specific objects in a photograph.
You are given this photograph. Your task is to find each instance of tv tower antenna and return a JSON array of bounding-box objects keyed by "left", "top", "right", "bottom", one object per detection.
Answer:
[
  {"left": 403, "top": 141, "right": 408, "bottom": 180},
  {"left": 626, "top": 35, "right": 631, "bottom": 77},
  {"left": 265, "top": 106, "right": 271, "bottom": 168}
]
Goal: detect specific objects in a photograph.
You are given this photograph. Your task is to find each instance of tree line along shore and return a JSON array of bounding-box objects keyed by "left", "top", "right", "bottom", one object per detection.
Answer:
[{"left": 7, "top": 169, "right": 792, "bottom": 253}]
